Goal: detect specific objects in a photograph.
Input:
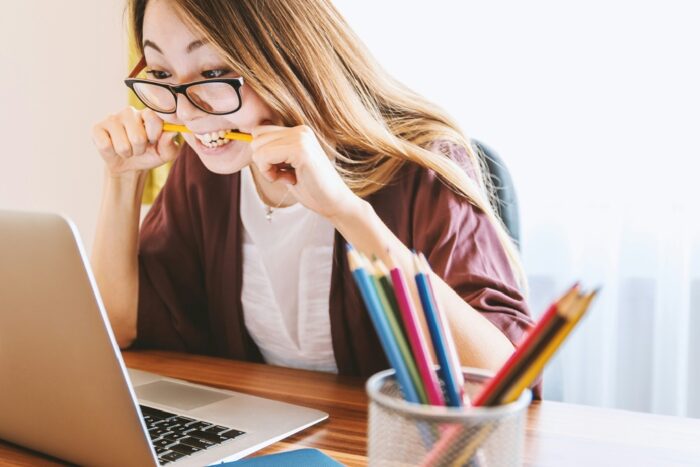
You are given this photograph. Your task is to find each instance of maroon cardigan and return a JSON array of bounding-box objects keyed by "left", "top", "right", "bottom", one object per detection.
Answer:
[{"left": 134, "top": 142, "right": 537, "bottom": 392}]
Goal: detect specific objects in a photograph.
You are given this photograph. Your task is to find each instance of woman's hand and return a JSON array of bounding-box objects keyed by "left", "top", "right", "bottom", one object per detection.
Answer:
[
  {"left": 91, "top": 106, "right": 180, "bottom": 177},
  {"left": 250, "top": 124, "right": 360, "bottom": 219}
]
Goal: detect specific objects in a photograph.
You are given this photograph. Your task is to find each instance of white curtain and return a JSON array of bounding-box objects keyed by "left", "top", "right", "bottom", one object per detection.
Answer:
[
  {"left": 510, "top": 0, "right": 700, "bottom": 416},
  {"left": 524, "top": 201, "right": 700, "bottom": 417}
]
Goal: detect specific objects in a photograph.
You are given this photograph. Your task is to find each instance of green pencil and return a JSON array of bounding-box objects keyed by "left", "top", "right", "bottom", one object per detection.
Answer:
[{"left": 370, "top": 258, "right": 428, "bottom": 404}]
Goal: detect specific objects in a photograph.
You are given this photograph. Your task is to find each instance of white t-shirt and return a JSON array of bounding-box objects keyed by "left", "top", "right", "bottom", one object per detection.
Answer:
[{"left": 239, "top": 166, "right": 337, "bottom": 372}]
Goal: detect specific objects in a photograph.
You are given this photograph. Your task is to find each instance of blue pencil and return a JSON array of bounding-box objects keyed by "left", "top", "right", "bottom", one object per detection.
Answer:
[
  {"left": 419, "top": 253, "right": 467, "bottom": 405},
  {"left": 413, "top": 253, "right": 463, "bottom": 407},
  {"left": 346, "top": 245, "right": 420, "bottom": 403}
]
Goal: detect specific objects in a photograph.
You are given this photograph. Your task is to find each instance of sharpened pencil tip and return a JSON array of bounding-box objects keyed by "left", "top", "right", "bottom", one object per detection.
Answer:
[
  {"left": 346, "top": 247, "right": 361, "bottom": 271},
  {"left": 412, "top": 252, "right": 423, "bottom": 274},
  {"left": 384, "top": 248, "right": 397, "bottom": 270},
  {"left": 418, "top": 253, "right": 434, "bottom": 273},
  {"left": 373, "top": 258, "right": 390, "bottom": 277}
]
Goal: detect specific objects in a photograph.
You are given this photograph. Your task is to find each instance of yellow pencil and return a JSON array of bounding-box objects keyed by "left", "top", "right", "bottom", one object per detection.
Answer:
[
  {"left": 446, "top": 289, "right": 597, "bottom": 467},
  {"left": 162, "top": 123, "right": 253, "bottom": 142},
  {"left": 501, "top": 289, "right": 598, "bottom": 404},
  {"left": 448, "top": 423, "right": 494, "bottom": 467}
]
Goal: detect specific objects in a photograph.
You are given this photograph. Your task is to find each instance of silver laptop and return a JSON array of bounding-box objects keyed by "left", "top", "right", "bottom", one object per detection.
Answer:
[{"left": 0, "top": 210, "right": 328, "bottom": 466}]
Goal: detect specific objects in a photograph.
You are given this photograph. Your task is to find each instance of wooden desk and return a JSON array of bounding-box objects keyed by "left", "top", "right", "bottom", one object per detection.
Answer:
[{"left": 1, "top": 350, "right": 699, "bottom": 466}]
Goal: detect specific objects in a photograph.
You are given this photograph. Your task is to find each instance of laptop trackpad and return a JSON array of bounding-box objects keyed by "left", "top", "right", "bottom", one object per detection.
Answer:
[{"left": 135, "top": 380, "right": 230, "bottom": 411}]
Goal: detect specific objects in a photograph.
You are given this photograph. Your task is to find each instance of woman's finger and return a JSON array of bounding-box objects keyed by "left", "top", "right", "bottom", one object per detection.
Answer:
[
  {"left": 141, "top": 108, "right": 164, "bottom": 145},
  {"left": 121, "top": 109, "right": 149, "bottom": 156},
  {"left": 250, "top": 125, "right": 290, "bottom": 152},
  {"left": 91, "top": 125, "right": 117, "bottom": 160},
  {"left": 156, "top": 131, "right": 180, "bottom": 162},
  {"left": 251, "top": 140, "right": 299, "bottom": 177},
  {"left": 102, "top": 118, "right": 133, "bottom": 158},
  {"left": 251, "top": 123, "right": 287, "bottom": 138},
  {"left": 271, "top": 169, "right": 297, "bottom": 185}
]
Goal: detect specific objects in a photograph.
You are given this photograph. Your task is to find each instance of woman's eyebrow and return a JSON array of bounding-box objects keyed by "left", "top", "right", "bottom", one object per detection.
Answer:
[
  {"left": 186, "top": 40, "right": 204, "bottom": 53},
  {"left": 142, "top": 39, "right": 205, "bottom": 54},
  {"left": 143, "top": 39, "right": 162, "bottom": 53}
]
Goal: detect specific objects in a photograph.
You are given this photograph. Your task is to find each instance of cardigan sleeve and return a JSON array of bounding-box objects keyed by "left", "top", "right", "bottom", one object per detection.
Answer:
[
  {"left": 410, "top": 142, "right": 535, "bottom": 353},
  {"left": 132, "top": 148, "right": 212, "bottom": 353}
]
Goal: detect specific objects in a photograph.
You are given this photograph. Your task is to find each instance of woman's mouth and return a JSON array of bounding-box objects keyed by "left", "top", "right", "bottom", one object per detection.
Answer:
[{"left": 193, "top": 129, "right": 236, "bottom": 149}]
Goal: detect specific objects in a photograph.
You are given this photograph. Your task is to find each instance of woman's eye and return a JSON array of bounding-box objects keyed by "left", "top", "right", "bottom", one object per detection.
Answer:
[
  {"left": 146, "top": 70, "right": 171, "bottom": 80},
  {"left": 202, "top": 69, "right": 230, "bottom": 79}
]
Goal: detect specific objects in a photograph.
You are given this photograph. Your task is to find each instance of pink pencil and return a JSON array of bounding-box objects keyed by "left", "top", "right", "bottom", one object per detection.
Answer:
[{"left": 385, "top": 252, "right": 445, "bottom": 406}]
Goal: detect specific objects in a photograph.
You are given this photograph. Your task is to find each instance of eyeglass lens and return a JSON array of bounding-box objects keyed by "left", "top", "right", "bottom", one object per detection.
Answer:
[{"left": 132, "top": 82, "right": 241, "bottom": 114}]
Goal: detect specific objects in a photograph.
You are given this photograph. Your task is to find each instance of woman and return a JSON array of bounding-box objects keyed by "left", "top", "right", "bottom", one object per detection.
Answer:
[{"left": 91, "top": 0, "right": 534, "bottom": 381}]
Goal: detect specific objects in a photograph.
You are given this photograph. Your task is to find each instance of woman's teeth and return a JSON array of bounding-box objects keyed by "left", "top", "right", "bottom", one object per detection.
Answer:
[{"left": 194, "top": 130, "right": 233, "bottom": 148}]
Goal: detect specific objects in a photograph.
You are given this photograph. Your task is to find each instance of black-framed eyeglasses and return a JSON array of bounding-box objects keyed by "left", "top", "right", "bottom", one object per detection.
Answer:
[{"left": 124, "top": 56, "right": 244, "bottom": 115}]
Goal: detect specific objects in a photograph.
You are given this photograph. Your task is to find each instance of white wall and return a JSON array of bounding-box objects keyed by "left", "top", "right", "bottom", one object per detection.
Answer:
[
  {"left": 333, "top": 0, "right": 700, "bottom": 206},
  {"left": 0, "top": 1, "right": 126, "bottom": 250}
]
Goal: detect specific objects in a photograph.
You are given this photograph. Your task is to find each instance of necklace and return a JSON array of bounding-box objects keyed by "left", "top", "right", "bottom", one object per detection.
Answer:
[{"left": 264, "top": 186, "right": 293, "bottom": 222}]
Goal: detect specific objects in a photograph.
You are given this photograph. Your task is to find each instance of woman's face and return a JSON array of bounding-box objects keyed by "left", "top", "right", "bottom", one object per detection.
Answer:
[{"left": 142, "top": 0, "right": 279, "bottom": 174}]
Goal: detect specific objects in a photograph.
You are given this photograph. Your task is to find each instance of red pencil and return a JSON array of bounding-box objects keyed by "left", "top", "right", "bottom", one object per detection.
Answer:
[{"left": 472, "top": 283, "right": 580, "bottom": 406}]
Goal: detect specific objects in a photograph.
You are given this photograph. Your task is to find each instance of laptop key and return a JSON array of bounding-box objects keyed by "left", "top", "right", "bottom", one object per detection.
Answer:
[
  {"left": 140, "top": 405, "right": 177, "bottom": 420},
  {"left": 163, "top": 432, "right": 188, "bottom": 442},
  {"left": 171, "top": 416, "right": 195, "bottom": 425},
  {"left": 149, "top": 427, "right": 170, "bottom": 439},
  {"left": 151, "top": 419, "right": 175, "bottom": 428},
  {"left": 152, "top": 438, "right": 175, "bottom": 449},
  {"left": 155, "top": 446, "right": 167, "bottom": 454},
  {"left": 204, "top": 425, "right": 231, "bottom": 434},
  {"left": 168, "top": 443, "right": 201, "bottom": 455},
  {"left": 157, "top": 419, "right": 184, "bottom": 431},
  {"left": 184, "top": 421, "right": 212, "bottom": 431},
  {"left": 160, "top": 451, "right": 187, "bottom": 462},
  {"left": 180, "top": 436, "right": 215, "bottom": 450},
  {"left": 169, "top": 425, "right": 195, "bottom": 435},
  {"left": 186, "top": 429, "right": 228, "bottom": 444},
  {"left": 219, "top": 429, "right": 246, "bottom": 440}
]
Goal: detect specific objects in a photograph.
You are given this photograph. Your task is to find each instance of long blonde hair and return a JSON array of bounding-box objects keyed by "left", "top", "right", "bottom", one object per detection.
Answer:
[{"left": 128, "top": 0, "right": 527, "bottom": 289}]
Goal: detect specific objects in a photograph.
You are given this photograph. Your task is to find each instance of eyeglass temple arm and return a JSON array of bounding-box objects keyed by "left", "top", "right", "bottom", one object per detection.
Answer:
[{"left": 128, "top": 56, "right": 147, "bottom": 79}]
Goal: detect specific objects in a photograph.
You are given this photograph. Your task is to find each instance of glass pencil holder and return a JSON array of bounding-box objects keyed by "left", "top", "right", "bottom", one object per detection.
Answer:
[{"left": 366, "top": 368, "right": 532, "bottom": 467}]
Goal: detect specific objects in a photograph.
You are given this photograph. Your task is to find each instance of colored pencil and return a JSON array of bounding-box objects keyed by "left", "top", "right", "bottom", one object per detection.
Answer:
[
  {"left": 423, "top": 284, "right": 596, "bottom": 467},
  {"left": 372, "top": 259, "right": 409, "bottom": 341},
  {"left": 501, "top": 289, "right": 598, "bottom": 404},
  {"left": 420, "top": 422, "right": 493, "bottom": 467},
  {"left": 413, "top": 253, "right": 462, "bottom": 407},
  {"left": 488, "top": 288, "right": 583, "bottom": 405},
  {"left": 371, "top": 259, "right": 428, "bottom": 404},
  {"left": 162, "top": 122, "right": 253, "bottom": 142},
  {"left": 346, "top": 245, "right": 420, "bottom": 403},
  {"left": 472, "top": 284, "right": 580, "bottom": 407},
  {"left": 419, "top": 253, "right": 467, "bottom": 405},
  {"left": 385, "top": 252, "right": 446, "bottom": 406}
]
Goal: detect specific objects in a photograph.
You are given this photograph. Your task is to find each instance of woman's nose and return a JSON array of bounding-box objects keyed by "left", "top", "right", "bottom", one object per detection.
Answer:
[{"left": 175, "top": 93, "right": 205, "bottom": 122}]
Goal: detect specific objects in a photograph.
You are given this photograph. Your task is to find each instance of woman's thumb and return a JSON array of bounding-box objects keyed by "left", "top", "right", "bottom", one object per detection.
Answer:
[{"left": 156, "top": 131, "right": 180, "bottom": 162}]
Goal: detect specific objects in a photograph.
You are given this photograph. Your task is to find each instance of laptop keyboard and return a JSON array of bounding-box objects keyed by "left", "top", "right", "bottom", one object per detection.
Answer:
[{"left": 140, "top": 405, "right": 245, "bottom": 465}]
